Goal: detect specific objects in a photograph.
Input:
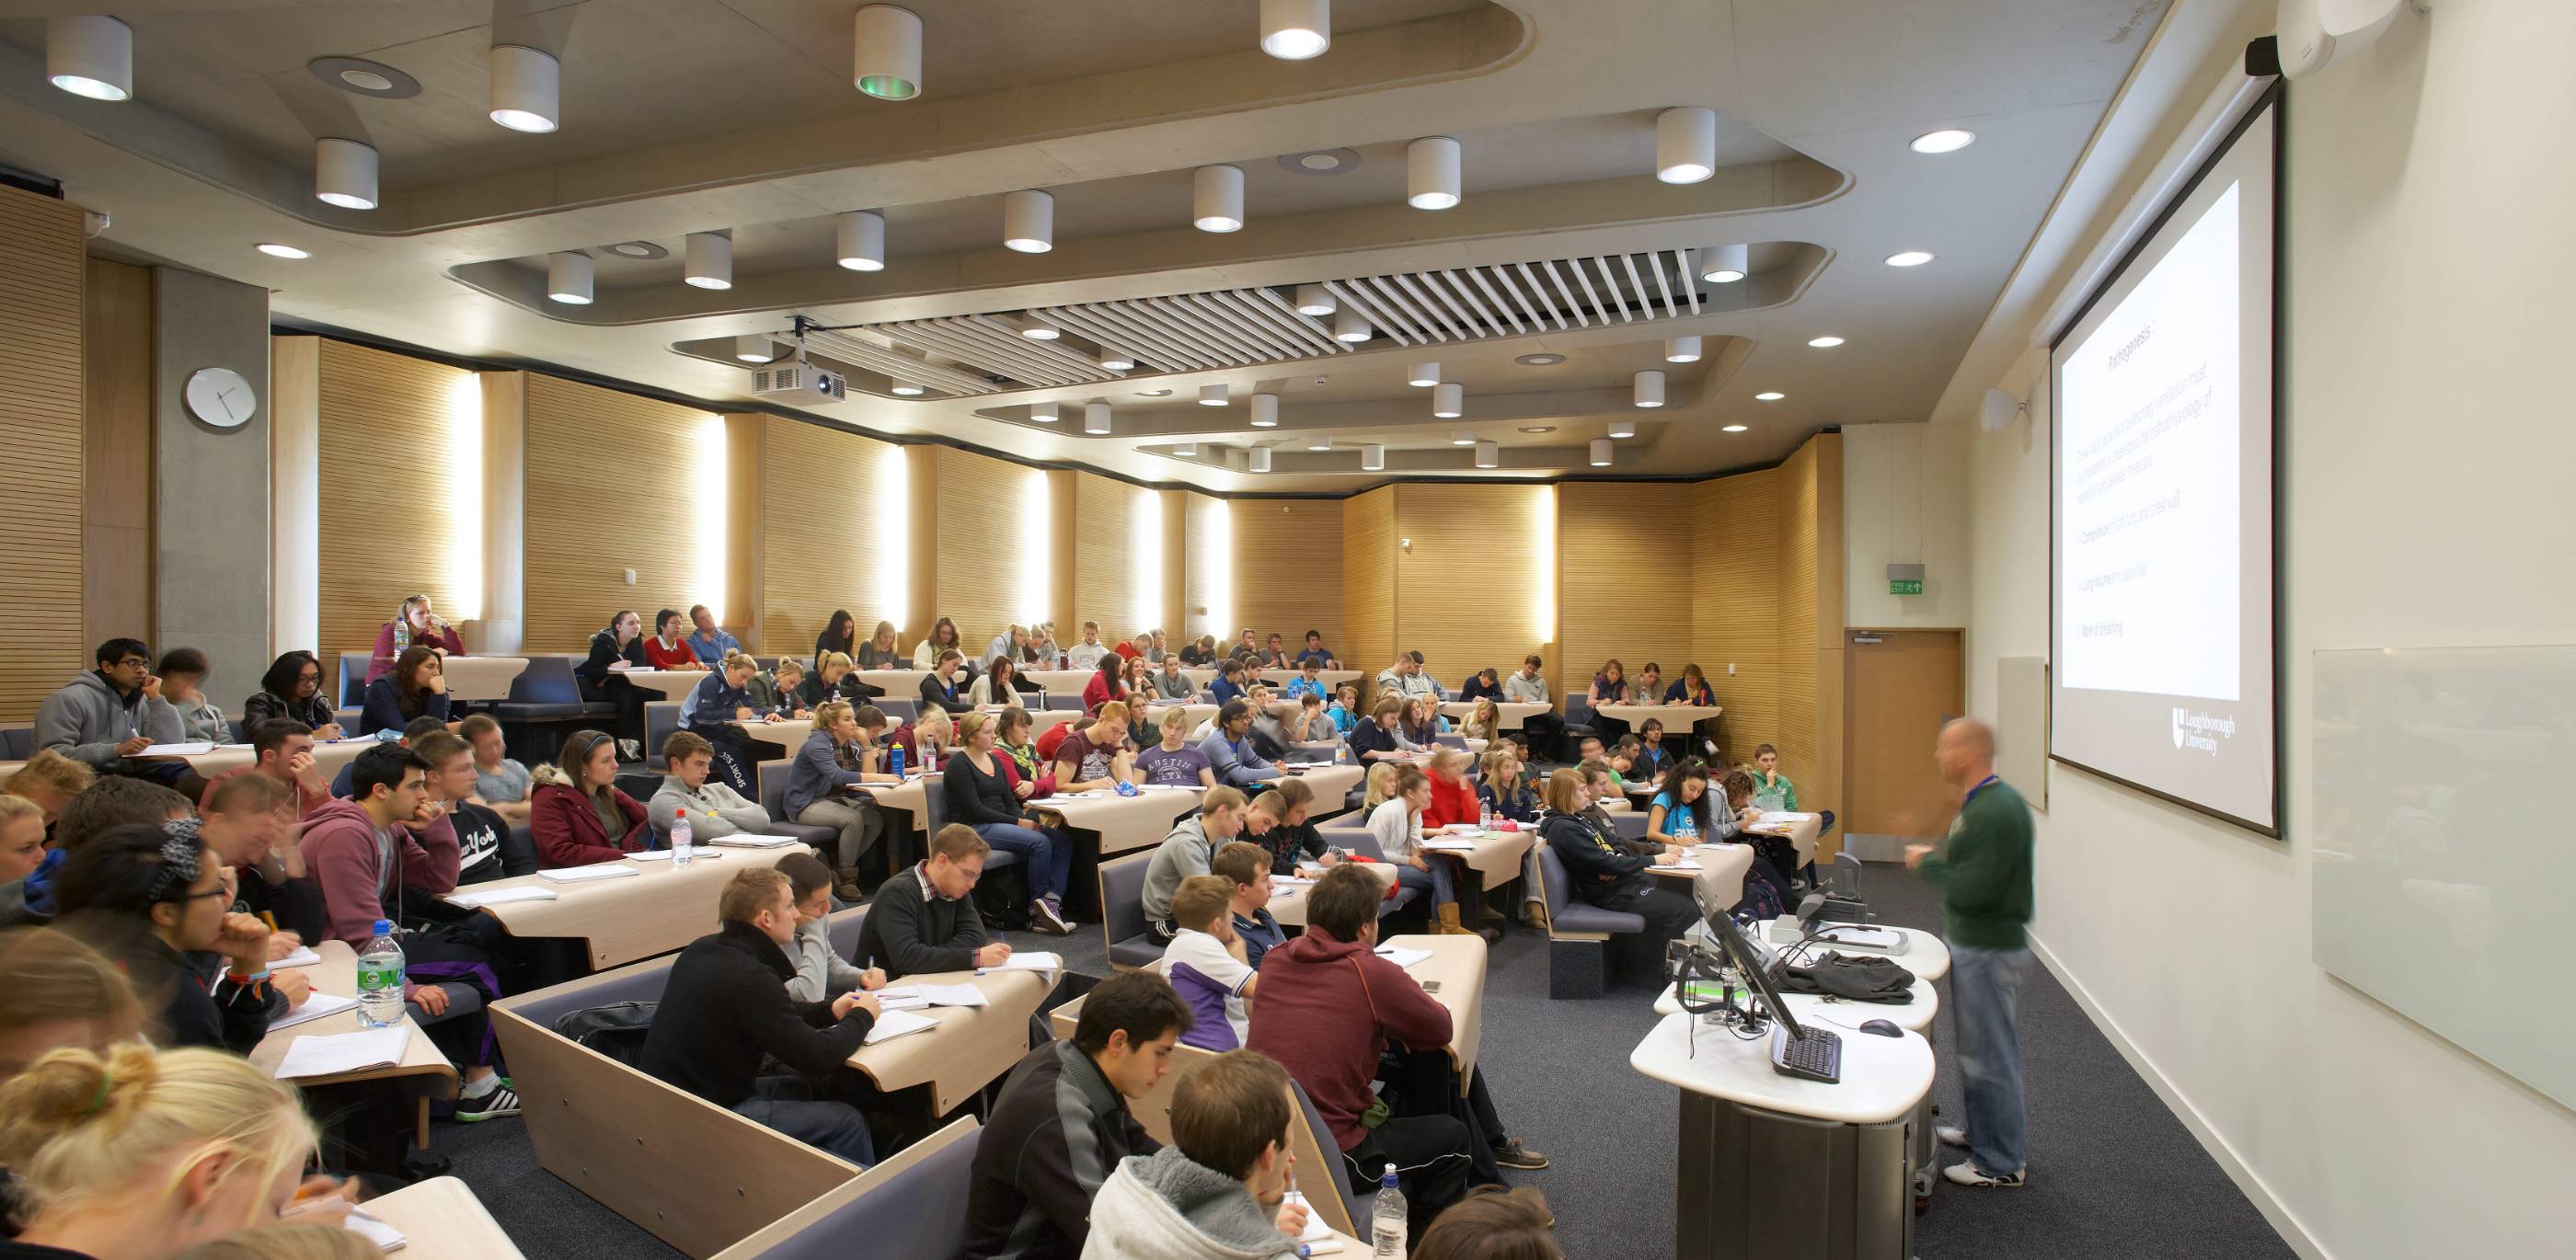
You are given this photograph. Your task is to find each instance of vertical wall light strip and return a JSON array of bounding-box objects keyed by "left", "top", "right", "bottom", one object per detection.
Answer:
[
  {"left": 445, "top": 374, "right": 485, "bottom": 620},
  {"left": 878, "top": 445, "right": 908, "bottom": 631},
  {"left": 1133, "top": 491, "right": 1163, "bottom": 631},
  {"left": 696, "top": 414, "right": 729, "bottom": 622},
  {"left": 1204, "top": 498, "right": 1231, "bottom": 641},
  {"left": 1024, "top": 469, "right": 1051, "bottom": 622},
  {"left": 1534, "top": 486, "right": 1556, "bottom": 645}
]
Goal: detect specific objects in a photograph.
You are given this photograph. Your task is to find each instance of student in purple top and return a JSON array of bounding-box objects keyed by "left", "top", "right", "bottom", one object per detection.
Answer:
[{"left": 1132, "top": 707, "right": 1218, "bottom": 789}]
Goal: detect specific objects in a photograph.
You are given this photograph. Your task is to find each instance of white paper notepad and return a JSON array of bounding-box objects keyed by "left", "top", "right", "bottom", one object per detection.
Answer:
[
  {"left": 273, "top": 1026, "right": 409, "bottom": 1079},
  {"left": 444, "top": 887, "right": 559, "bottom": 909},
  {"left": 978, "top": 951, "right": 1064, "bottom": 975},
  {"left": 862, "top": 1008, "right": 939, "bottom": 1046},
  {"left": 138, "top": 741, "right": 216, "bottom": 757},
  {"left": 267, "top": 992, "right": 360, "bottom": 1031},
  {"left": 273, "top": 945, "right": 324, "bottom": 968},
  {"left": 710, "top": 833, "right": 801, "bottom": 848},
  {"left": 539, "top": 865, "right": 641, "bottom": 883},
  {"left": 915, "top": 982, "right": 990, "bottom": 1008},
  {"left": 1373, "top": 945, "right": 1432, "bottom": 969}
]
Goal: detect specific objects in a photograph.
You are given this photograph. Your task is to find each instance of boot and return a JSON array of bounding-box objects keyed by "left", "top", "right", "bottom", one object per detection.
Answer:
[
  {"left": 1435, "top": 903, "right": 1468, "bottom": 935},
  {"left": 834, "top": 866, "right": 866, "bottom": 903}
]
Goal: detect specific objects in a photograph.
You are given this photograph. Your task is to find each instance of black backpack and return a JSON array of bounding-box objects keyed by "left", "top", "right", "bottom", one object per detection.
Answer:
[{"left": 554, "top": 1001, "right": 657, "bottom": 1068}]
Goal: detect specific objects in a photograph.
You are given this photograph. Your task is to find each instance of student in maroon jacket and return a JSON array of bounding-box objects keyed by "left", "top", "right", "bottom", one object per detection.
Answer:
[
  {"left": 528, "top": 728, "right": 652, "bottom": 866},
  {"left": 298, "top": 744, "right": 459, "bottom": 947},
  {"left": 1244, "top": 865, "right": 1547, "bottom": 1237}
]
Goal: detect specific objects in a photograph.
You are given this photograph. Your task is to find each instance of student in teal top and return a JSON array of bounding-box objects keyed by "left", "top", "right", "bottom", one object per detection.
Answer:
[
  {"left": 1283, "top": 660, "right": 1329, "bottom": 703},
  {"left": 1748, "top": 743, "right": 1798, "bottom": 812},
  {"left": 1907, "top": 718, "right": 2035, "bottom": 1189}
]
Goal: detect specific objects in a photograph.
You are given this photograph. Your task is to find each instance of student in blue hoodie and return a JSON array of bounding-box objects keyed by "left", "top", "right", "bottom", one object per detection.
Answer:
[{"left": 1207, "top": 659, "right": 1248, "bottom": 708}]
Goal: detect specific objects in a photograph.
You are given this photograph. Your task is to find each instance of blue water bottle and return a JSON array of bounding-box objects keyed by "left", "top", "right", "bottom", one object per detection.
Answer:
[{"left": 889, "top": 742, "right": 905, "bottom": 780}]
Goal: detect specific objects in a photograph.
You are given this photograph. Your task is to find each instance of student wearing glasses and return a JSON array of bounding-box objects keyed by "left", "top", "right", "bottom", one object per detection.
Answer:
[
  {"left": 912, "top": 615, "right": 965, "bottom": 669},
  {"left": 641, "top": 609, "right": 703, "bottom": 670},
  {"left": 54, "top": 822, "right": 301, "bottom": 1053},
  {"left": 244, "top": 649, "right": 344, "bottom": 739}
]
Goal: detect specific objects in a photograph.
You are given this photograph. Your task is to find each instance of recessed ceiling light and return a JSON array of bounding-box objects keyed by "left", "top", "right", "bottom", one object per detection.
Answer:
[
  {"left": 1200, "top": 384, "right": 1231, "bottom": 407},
  {"left": 314, "top": 138, "right": 379, "bottom": 210},
  {"left": 1700, "top": 242, "right": 1749, "bottom": 283},
  {"left": 1099, "top": 347, "right": 1137, "bottom": 372},
  {"left": 1334, "top": 309, "right": 1372, "bottom": 343},
  {"left": 1176, "top": 441, "right": 1199, "bottom": 457},
  {"left": 1407, "top": 137, "right": 1462, "bottom": 211},
  {"left": 1664, "top": 336, "right": 1702, "bottom": 363},
  {"left": 1307, "top": 435, "right": 1334, "bottom": 451},
  {"left": 1450, "top": 430, "right": 1476, "bottom": 446},
  {"left": 1138, "top": 388, "right": 1173, "bottom": 397},
  {"left": 1295, "top": 284, "right": 1336, "bottom": 316},
  {"left": 546, "top": 251, "right": 593, "bottom": 304},
  {"left": 1884, "top": 250, "right": 1935, "bottom": 268},
  {"left": 1807, "top": 336, "right": 1845, "bottom": 348},
  {"left": 890, "top": 381, "right": 925, "bottom": 396},
  {"left": 1517, "top": 426, "right": 1556, "bottom": 434},
  {"left": 732, "top": 336, "right": 776, "bottom": 363},
  {"left": 1515, "top": 353, "right": 1565, "bottom": 367},
  {"left": 605, "top": 241, "right": 666, "bottom": 259},
  {"left": 1910, "top": 128, "right": 1976, "bottom": 155},
  {"left": 255, "top": 243, "right": 309, "bottom": 259},
  {"left": 1018, "top": 315, "right": 1060, "bottom": 340},
  {"left": 489, "top": 45, "right": 559, "bottom": 132},
  {"left": 1754, "top": 392, "right": 1785, "bottom": 401},
  {"left": 1590, "top": 439, "right": 1613, "bottom": 466},
  {"left": 307, "top": 56, "right": 421, "bottom": 99},
  {"left": 1002, "top": 189, "right": 1053, "bottom": 253},
  {"left": 835, "top": 210, "right": 885, "bottom": 271},
  {"left": 1722, "top": 424, "right": 1749, "bottom": 432},
  {"left": 1279, "top": 149, "right": 1361, "bottom": 176},
  {"left": 1655, "top": 107, "right": 1717, "bottom": 184},
  {"left": 684, "top": 232, "right": 732, "bottom": 290},
  {"left": 1608, "top": 419, "right": 1636, "bottom": 440},
  {"left": 1192, "top": 165, "right": 1245, "bottom": 234},
  {"left": 1634, "top": 371, "right": 1666, "bottom": 408}
]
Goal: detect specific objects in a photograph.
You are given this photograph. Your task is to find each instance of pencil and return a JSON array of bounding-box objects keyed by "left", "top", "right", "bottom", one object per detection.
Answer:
[{"left": 259, "top": 911, "right": 281, "bottom": 933}]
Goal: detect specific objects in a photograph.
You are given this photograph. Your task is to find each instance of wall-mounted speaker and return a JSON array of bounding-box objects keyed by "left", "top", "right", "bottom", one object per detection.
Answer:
[{"left": 1980, "top": 386, "right": 2026, "bottom": 433}]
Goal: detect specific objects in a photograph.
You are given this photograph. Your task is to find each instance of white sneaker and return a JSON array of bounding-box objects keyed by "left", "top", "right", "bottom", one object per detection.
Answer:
[
  {"left": 1936, "top": 1125, "right": 1968, "bottom": 1148},
  {"left": 1942, "top": 1161, "right": 2025, "bottom": 1187}
]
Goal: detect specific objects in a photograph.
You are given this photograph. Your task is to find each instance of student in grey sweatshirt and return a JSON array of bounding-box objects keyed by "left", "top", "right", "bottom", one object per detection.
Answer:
[
  {"left": 34, "top": 639, "right": 178, "bottom": 771},
  {"left": 649, "top": 730, "right": 774, "bottom": 841},
  {"left": 776, "top": 853, "right": 888, "bottom": 1003},
  {"left": 1082, "top": 1049, "right": 1308, "bottom": 1260}
]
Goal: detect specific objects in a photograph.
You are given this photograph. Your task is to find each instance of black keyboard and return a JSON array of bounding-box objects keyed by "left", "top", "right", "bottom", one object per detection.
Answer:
[{"left": 1769, "top": 1025, "right": 1843, "bottom": 1083}]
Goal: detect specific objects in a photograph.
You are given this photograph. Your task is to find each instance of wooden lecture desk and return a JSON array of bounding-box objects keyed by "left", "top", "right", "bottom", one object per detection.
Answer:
[
  {"left": 1265, "top": 860, "right": 1401, "bottom": 928},
  {"left": 458, "top": 846, "right": 807, "bottom": 970},
  {"left": 1421, "top": 826, "right": 1537, "bottom": 927},
  {"left": 844, "top": 965, "right": 1055, "bottom": 1113},
  {"left": 1018, "top": 669, "right": 1098, "bottom": 693},
  {"left": 613, "top": 667, "right": 712, "bottom": 698},
  {"left": 362, "top": 1175, "right": 526, "bottom": 1260},
  {"left": 248, "top": 941, "right": 454, "bottom": 1149},
  {"left": 1439, "top": 700, "right": 1549, "bottom": 731},
  {"left": 849, "top": 669, "right": 930, "bottom": 695},
  {"left": 141, "top": 735, "right": 378, "bottom": 779},
  {"left": 440, "top": 656, "right": 529, "bottom": 703},
  {"left": 1592, "top": 702, "right": 1724, "bottom": 735}
]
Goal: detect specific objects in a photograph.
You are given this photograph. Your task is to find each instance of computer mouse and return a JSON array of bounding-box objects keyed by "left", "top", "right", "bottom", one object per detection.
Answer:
[{"left": 1857, "top": 1019, "right": 1903, "bottom": 1038}]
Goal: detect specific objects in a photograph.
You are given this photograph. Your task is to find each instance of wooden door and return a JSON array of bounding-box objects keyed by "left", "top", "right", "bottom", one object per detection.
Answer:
[{"left": 1842, "top": 629, "right": 1964, "bottom": 846}]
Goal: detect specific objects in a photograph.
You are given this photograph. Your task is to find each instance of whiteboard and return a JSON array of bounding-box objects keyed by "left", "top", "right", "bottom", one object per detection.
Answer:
[{"left": 2311, "top": 645, "right": 2576, "bottom": 1111}]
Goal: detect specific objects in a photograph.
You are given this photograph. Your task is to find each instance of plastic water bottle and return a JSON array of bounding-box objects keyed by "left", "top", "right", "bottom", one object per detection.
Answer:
[
  {"left": 1479, "top": 798, "right": 1494, "bottom": 831},
  {"left": 356, "top": 920, "right": 405, "bottom": 1028},
  {"left": 671, "top": 815, "right": 694, "bottom": 866},
  {"left": 1371, "top": 1163, "right": 1407, "bottom": 1258},
  {"left": 889, "top": 743, "right": 906, "bottom": 781}
]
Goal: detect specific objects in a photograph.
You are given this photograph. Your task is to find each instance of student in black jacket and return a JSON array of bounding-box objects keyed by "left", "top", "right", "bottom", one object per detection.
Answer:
[
  {"left": 639, "top": 866, "right": 880, "bottom": 1165},
  {"left": 1246, "top": 777, "right": 1336, "bottom": 875},
  {"left": 1536, "top": 767, "right": 1698, "bottom": 940},
  {"left": 857, "top": 824, "right": 1015, "bottom": 979},
  {"left": 580, "top": 610, "right": 651, "bottom": 749},
  {"left": 918, "top": 649, "right": 972, "bottom": 716},
  {"left": 960, "top": 970, "right": 1193, "bottom": 1260},
  {"left": 55, "top": 823, "right": 301, "bottom": 1053}
]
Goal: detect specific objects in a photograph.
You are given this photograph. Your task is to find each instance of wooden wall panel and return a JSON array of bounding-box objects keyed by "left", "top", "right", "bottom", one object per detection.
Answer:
[
  {"left": 523, "top": 375, "right": 719, "bottom": 650},
  {"left": 1183, "top": 493, "right": 1226, "bottom": 646},
  {"left": 83, "top": 259, "right": 152, "bottom": 647},
  {"left": 1157, "top": 490, "right": 1188, "bottom": 642},
  {"left": 1072, "top": 472, "right": 1156, "bottom": 643},
  {"left": 1694, "top": 470, "right": 1783, "bottom": 762},
  {"left": 1389, "top": 484, "right": 1550, "bottom": 691},
  {"left": 1233, "top": 499, "right": 1344, "bottom": 658},
  {"left": 1340, "top": 489, "right": 1395, "bottom": 676},
  {"left": 755, "top": 418, "right": 904, "bottom": 657},
  {"left": 0, "top": 188, "right": 88, "bottom": 723},
  {"left": 1772, "top": 433, "right": 1844, "bottom": 850},
  {"left": 932, "top": 447, "right": 1044, "bottom": 648},
  {"left": 1559, "top": 482, "right": 1696, "bottom": 687},
  {"left": 314, "top": 340, "right": 480, "bottom": 654}
]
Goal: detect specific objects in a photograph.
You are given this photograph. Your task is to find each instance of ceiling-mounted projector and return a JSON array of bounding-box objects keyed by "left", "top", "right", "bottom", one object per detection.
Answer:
[{"left": 753, "top": 362, "right": 845, "bottom": 405}]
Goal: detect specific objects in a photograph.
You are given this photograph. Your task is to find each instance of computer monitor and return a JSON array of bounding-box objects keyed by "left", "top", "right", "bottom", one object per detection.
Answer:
[{"left": 1706, "top": 906, "right": 1811, "bottom": 1041}]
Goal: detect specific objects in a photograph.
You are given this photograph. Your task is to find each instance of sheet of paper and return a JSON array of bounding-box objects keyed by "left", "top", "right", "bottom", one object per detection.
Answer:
[
  {"left": 1282, "top": 1192, "right": 1332, "bottom": 1242},
  {"left": 538, "top": 865, "right": 642, "bottom": 883},
  {"left": 1420, "top": 838, "right": 1478, "bottom": 852},
  {"left": 138, "top": 741, "right": 216, "bottom": 757},
  {"left": 915, "top": 982, "right": 989, "bottom": 1008},
  {"left": 871, "top": 987, "right": 928, "bottom": 1011},
  {"left": 273, "top": 945, "right": 324, "bottom": 968},
  {"left": 444, "top": 886, "right": 559, "bottom": 909},
  {"left": 862, "top": 1008, "right": 940, "bottom": 1046},
  {"left": 709, "top": 833, "right": 801, "bottom": 848},
  {"left": 273, "top": 1025, "right": 409, "bottom": 1079},
  {"left": 267, "top": 992, "right": 360, "bottom": 1030},
  {"left": 343, "top": 1208, "right": 407, "bottom": 1252},
  {"left": 979, "top": 951, "right": 1064, "bottom": 974},
  {"left": 1374, "top": 945, "right": 1432, "bottom": 969}
]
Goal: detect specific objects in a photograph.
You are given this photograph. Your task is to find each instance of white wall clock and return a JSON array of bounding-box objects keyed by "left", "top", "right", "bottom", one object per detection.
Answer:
[{"left": 184, "top": 366, "right": 257, "bottom": 429}]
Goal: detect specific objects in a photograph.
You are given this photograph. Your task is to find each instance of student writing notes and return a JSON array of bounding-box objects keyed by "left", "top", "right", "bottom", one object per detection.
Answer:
[
  {"left": 640, "top": 866, "right": 880, "bottom": 1166},
  {"left": 961, "top": 970, "right": 1193, "bottom": 1260},
  {"left": 1084, "top": 1048, "right": 1312, "bottom": 1258},
  {"left": 859, "top": 824, "right": 1013, "bottom": 980}
]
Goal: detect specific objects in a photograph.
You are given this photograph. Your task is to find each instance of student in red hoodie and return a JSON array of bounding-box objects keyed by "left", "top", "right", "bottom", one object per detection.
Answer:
[
  {"left": 529, "top": 728, "right": 652, "bottom": 865},
  {"left": 1421, "top": 748, "right": 1481, "bottom": 830},
  {"left": 297, "top": 742, "right": 518, "bottom": 1119},
  {"left": 1243, "top": 865, "right": 1547, "bottom": 1241}
]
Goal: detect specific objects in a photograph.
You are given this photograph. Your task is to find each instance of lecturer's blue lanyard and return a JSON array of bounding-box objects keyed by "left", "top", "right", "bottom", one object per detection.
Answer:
[{"left": 1961, "top": 774, "right": 2001, "bottom": 808}]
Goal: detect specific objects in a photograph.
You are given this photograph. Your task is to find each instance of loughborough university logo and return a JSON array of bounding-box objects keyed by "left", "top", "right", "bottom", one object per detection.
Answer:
[{"left": 2172, "top": 707, "right": 2235, "bottom": 753}]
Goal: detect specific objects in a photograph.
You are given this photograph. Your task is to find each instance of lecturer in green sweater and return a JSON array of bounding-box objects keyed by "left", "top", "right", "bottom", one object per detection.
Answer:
[{"left": 1906, "top": 716, "right": 2035, "bottom": 1189}]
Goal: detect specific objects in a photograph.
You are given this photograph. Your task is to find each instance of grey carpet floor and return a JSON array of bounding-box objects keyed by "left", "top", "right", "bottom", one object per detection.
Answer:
[{"left": 431, "top": 863, "right": 2294, "bottom": 1259}]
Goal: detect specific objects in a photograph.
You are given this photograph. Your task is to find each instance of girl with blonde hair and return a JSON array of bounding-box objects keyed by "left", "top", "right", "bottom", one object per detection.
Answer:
[{"left": 0, "top": 1043, "right": 324, "bottom": 1257}]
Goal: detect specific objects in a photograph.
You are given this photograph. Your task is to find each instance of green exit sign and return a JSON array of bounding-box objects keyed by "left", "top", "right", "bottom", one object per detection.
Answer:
[{"left": 1889, "top": 578, "right": 1923, "bottom": 596}]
